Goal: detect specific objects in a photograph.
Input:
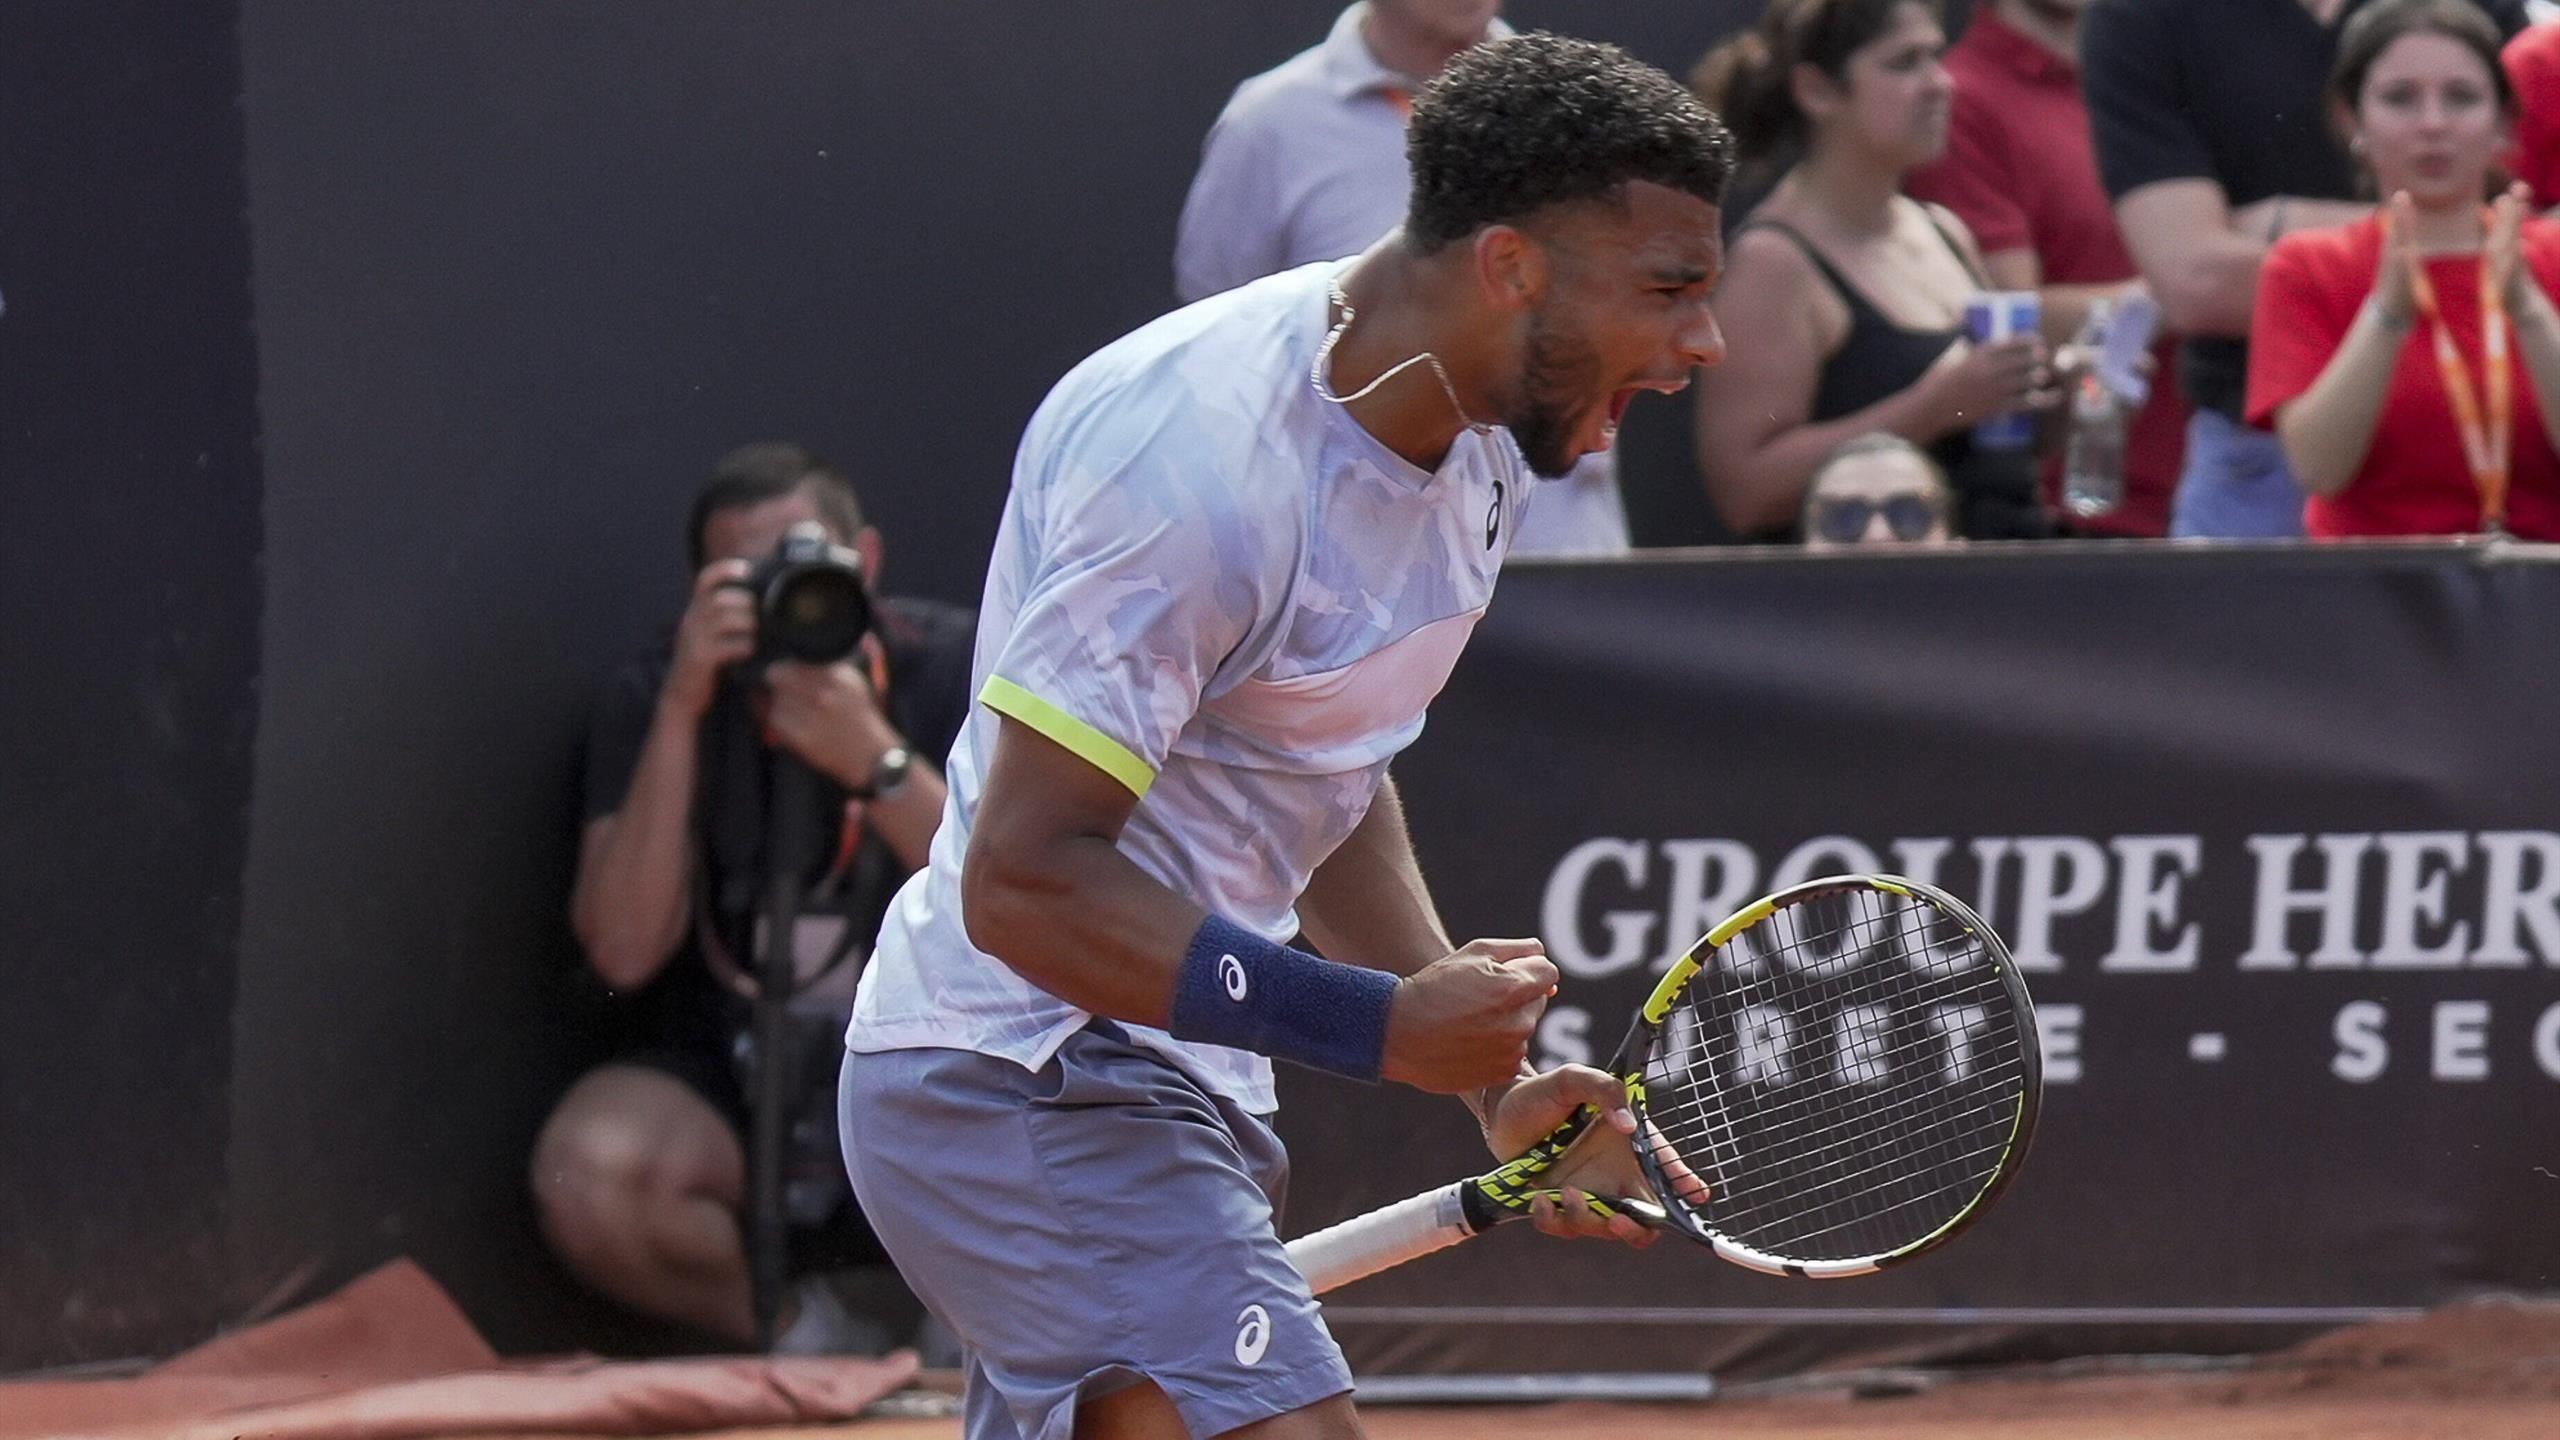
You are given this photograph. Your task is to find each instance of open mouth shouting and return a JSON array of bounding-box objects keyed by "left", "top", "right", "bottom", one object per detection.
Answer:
[{"left": 1598, "top": 378, "right": 1691, "bottom": 451}]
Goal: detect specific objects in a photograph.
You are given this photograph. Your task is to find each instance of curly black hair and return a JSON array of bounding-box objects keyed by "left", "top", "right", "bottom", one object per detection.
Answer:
[{"left": 1404, "top": 32, "right": 1736, "bottom": 254}]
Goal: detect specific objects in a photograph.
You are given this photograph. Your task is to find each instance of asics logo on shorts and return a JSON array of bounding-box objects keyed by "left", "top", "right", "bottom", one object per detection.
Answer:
[
  {"left": 1220, "top": 953, "right": 1249, "bottom": 1002},
  {"left": 1234, "top": 1304, "right": 1271, "bottom": 1366}
]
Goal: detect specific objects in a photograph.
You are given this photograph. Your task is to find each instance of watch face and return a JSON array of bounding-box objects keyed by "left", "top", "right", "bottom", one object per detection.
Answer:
[{"left": 871, "top": 747, "right": 913, "bottom": 797}]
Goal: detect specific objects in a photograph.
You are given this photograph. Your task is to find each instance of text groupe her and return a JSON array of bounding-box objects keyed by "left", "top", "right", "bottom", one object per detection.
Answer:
[
  {"left": 1532, "top": 831, "right": 2560, "bottom": 1086},
  {"left": 1541, "top": 831, "right": 2560, "bottom": 976}
]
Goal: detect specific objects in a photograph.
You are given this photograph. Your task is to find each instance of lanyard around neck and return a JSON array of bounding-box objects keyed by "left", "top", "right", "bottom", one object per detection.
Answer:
[{"left": 2403, "top": 210, "right": 2513, "bottom": 534}]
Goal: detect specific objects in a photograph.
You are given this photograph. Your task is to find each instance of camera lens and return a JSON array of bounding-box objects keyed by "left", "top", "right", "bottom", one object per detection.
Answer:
[{"left": 766, "top": 565, "right": 870, "bottom": 663}]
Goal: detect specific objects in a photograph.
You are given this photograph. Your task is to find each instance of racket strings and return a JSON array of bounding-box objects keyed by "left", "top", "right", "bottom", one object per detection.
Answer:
[
  {"left": 1650, "top": 935, "right": 2022, "bottom": 1136},
  {"left": 1655, "top": 1069, "right": 2024, "bottom": 1208},
  {"left": 1639, "top": 887, "right": 2032, "bottom": 1263},
  {"left": 1650, "top": 926, "right": 2019, "bottom": 1167},
  {"left": 1656, "top": 1035, "right": 2027, "bottom": 1253},
  {"left": 1729, "top": 896, "right": 2026, "bottom": 1256},
  {"left": 1662, "top": 987, "right": 2028, "bottom": 1189}
]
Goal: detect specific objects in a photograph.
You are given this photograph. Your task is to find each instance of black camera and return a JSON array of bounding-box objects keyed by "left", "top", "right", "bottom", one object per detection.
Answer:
[{"left": 735, "top": 522, "right": 872, "bottom": 666}]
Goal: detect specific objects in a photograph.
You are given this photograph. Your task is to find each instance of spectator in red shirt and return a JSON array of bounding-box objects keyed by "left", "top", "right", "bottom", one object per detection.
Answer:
[
  {"left": 2248, "top": 0, "right": 2560, "bottom": 539},
  {"left": 1907, "top": 0, "right": 2187, "bottom": 536},
  {"left": 2507, "top": 18, "right": 2560, "bottom": 209}
]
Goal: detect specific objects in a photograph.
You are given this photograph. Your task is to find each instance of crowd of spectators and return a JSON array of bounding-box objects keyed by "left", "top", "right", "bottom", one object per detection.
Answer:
[
  {"left": 1684, "top": 0, "right": 2055, "bottom": 543},
  {"left": 1174, "top": 0, "right": 2560, "bottom": 552}
]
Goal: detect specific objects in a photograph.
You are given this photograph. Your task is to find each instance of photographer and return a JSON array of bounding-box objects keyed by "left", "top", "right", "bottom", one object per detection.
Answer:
[{"left": 532, "top": 443, "right": 972, "bottom": 1352}]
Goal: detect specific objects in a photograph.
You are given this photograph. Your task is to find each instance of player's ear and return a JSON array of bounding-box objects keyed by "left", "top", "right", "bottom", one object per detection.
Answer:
[{"left": 1471, "top": 225, "right": 1548, "bottom": 314}]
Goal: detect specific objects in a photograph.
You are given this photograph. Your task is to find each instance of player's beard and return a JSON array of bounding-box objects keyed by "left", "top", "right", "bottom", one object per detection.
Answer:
[{"left": 1503, "top": 305, "right": 1602, "bottom": 480}]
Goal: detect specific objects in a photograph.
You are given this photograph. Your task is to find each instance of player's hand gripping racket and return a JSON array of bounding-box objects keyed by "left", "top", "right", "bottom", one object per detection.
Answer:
[{"left": 1286, "top": 875, "right": 2041, "bottom": 1292}]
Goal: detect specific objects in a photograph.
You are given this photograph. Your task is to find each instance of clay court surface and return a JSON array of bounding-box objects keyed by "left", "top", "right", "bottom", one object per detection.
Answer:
[
  {"left": 13, "top": 1286, "right": 2556, "bottom": 1439},
  {"left": 540, "top": 1299, "right": 2560, "bottom": 1440}
]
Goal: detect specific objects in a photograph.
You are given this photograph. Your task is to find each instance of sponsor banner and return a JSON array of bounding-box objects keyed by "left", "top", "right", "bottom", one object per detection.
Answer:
[{"left": 1277, "top": 544, "right": 2560, "bottom": 1372}]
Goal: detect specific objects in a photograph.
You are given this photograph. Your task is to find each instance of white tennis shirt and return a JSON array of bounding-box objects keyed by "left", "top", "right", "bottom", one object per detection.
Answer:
[{"left": 846, "top": 261, "right": 1528, "bottom": 1112}]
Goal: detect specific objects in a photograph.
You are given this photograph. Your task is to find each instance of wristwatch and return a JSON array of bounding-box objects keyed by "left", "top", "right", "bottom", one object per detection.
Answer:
[{"left": 850, "top": 744, "right": 913, "bottom": 801}]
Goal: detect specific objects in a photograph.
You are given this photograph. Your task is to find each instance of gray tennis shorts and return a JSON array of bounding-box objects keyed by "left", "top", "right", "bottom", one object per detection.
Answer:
[{"left": 838, "top": 1021, "right": 1353, "bottom": 1440}]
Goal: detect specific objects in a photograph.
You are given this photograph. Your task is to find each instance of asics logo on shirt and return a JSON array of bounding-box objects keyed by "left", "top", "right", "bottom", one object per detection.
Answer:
[
  {"left": 1235, "top": 1304, "right": 1272, "bottom": 1366},
  {"left": 1220, "top": 953, "right": 1249, "bottom": 1002},
  {"left": 1486, "top": 480, "right": 1504, "bottom": 550}
]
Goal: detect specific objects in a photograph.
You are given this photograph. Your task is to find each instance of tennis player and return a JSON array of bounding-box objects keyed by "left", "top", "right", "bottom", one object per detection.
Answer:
[{"left": 841, "top": 34, "right": 1733, "bottom": 1440}]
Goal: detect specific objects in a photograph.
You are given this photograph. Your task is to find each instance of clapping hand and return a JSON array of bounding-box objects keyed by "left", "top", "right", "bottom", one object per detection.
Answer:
[
  {"left": 2375, "top": 191, "right": 2424, "bottom": 328},
  {"left": 2487, "top": 181, "right": 2531, "bottom": 310}
]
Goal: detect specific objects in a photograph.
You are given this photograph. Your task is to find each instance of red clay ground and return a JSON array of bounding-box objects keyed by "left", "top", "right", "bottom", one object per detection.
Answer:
[{"left": 450, "top": 1296, "right": 2560, "bottom": 1439}]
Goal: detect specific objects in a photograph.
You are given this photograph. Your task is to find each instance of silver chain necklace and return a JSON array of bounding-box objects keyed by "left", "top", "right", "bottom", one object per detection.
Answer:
[{"left": 1310, "top": 275, "right": 1491, "bottom": 435}]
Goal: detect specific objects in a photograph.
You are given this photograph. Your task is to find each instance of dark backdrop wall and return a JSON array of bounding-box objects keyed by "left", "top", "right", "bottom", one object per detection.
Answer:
[
  {"left": 0, "top": 1, "right": 262, "bottom": 1367},
  {"left": 7, "top": 0, "right": 1792, "bottom": 1368}
]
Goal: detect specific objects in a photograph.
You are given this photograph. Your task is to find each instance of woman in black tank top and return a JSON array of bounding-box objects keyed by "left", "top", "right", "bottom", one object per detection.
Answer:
[{"left": 1677, "top": 0, "right": 2056, "bottom": 542}]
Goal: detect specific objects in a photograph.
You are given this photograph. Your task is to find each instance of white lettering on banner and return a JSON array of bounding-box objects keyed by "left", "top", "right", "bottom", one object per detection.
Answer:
[
  {"left": 1930, "top": 1004, "right": 1992, "bottom": 1083},
  {"left": 2334, "top": 1001, "right": 2388, "bottom": 1082},
  {"left": 2475, "top": 832, "right": 2560, "bottom": 965},
  {"left": 2327, "top": 1000, "right": 2557, "bottom": 1079},
  {"left": 2375, "top": 832, "right": 2471, "bottom": 968},
  {"left": 2434, "top": 1001, "right": 2492, "bottom": 1080},
  {"left": 1542, "top": 838, "right": 1654, "bottom": 978},
  {"left": 1700, "top": 1004, "right": 1994, "bottom": 1089},
  {"left": 2036, "top": 1004, "right": 2082, "bottom": 1083},
  {"left": 2100, "top": 836, "right": 2202, "bottom": 972},
  {"left": 1787, "top": 877, "right": 1888, "bottom": 981},
  {"left": 1734, "top": 1005, "right": 1794, "bottom": 1086},
  {"left": 1832, "top": 1004, "right": 1895, "bottom": 1086},
  {"left": 2241, "top": 834, "right": 2375, "bottom": 969},
  {"left": 1538, "top": 1002, "right": 2006, "bottom": 1089},
  {"left": 1536, "top": 1005, "right": 1592, "bottom": 1068},
  {"left": 2232, "top": 831, "right": 2560, "bottom": 969},
  {"left": 1542, "top": 831, "right": 2560, "bottom": 976},
  {"left": 1771, "top": 835, "right": 1884, "bottom": 892},
  {"left": 1970, "top": 837, "right": 2013, "bottom": 936},
  {"left": 2012, "top": 837, "right": 2109, "bottom": 972},
  {"left": 1527, "top": 830, "right": 2560, "bottom": 1088},
  {"left": 1661, "top": 839, "right": 1758, "bottom": 970}
]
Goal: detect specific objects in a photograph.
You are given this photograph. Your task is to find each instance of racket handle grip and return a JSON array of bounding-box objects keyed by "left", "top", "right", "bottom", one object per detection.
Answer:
[{"left": 1287, "top": 1183, "right": 1476, "bottom": 1296}]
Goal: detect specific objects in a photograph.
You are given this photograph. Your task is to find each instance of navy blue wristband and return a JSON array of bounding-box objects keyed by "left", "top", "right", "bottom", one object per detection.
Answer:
[{"left": 1168, "top": 915, "right": 1398, "bottom": 1083}]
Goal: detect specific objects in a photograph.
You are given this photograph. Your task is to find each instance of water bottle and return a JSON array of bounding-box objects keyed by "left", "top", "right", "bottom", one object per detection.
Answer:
[
  {"left": 2062, "top": 302, "right": 2125, "bottom": 519},
  {"left": 2063, "top": 371, "right": 2125, "bottom": 519}
]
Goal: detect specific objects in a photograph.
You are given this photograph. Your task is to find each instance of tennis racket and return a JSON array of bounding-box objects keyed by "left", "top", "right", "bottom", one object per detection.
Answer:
[{"left": 1286, "top": 874, "right": 2041, "bottom": 1293}]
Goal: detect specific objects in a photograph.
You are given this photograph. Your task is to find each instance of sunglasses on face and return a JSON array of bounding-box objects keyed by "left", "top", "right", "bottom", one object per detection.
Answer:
[{"left": 1809, "top": 491, "right": 1947, "bottom": 544}]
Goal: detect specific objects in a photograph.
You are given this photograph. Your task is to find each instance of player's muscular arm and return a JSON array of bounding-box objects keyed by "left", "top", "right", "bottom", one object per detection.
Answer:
[
  {"left": 1294, "top": 774, "right": 1456, "bottom": 976},
  {"left": 961, "top": 717, "right": 1203, "bottom": 1022},
  {"left": 1295, "top": 773, "right": 1554, "bottom": 1134},
  {"left": 1291, "top": 779, "right": 1676, "bottom": 1245},
  {"left": 962, "top": 716, "right": 1552, "bottom": 1092}
]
